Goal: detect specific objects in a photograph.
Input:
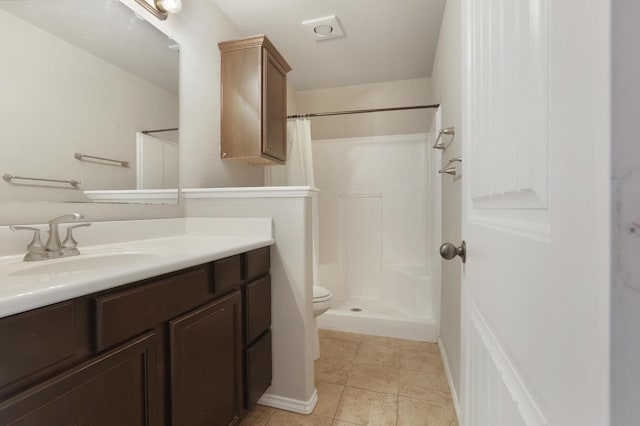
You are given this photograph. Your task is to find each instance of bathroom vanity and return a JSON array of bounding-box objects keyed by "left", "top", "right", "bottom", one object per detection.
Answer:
[{"left": 0, "top": 238, "right": 273, "bottom": 426}]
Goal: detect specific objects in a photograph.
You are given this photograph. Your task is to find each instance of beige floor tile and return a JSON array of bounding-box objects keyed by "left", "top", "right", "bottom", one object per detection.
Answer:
[
  {"left": 320, "top": 337, "right": 360, "bottom": 361},
  {"left": 397, "top": 396, "right": 458, "bottom": 426},
  {"left": 347, "top": 363, "right": 399, "bottom": 394},
  {"left": 362, "top": 334, "right": 405, "bottom": 349},
  {"left": 267, "top": 411, "right": 333, "bottom": 425},
  {"left": 398, "top": 370, "right": 452, "bottom": 403},
  {"left": 355, "top": 343, "right": 401, "bottom": 368},
  {"left": 240, "top": 416, "right": 271, "bottom": 426},
  {"left": 315, "top": 356, "right": 354, "bottom": 385},
  {"left": 319, "top": 329, "right": 367, "bottom": 344},
  {"left": 335, "top": 387, "right": 398, "bottom": 426},
  {"left": 313, "top": 382, "right": 346, "bottom": 418},
  {"left": 240, "top": 404, "right": 279, "bottom": 425},
  {"left": 332, "top": 421, "right": 361, "bottom": 426},
  {"left": 400, "top": 350, "right": 445, "bottom": 374},
  {"left": 399, "top": 339, "right": 440, "bottom": 354}
]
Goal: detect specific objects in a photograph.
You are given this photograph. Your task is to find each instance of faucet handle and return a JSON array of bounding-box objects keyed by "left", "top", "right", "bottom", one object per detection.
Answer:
[
  {"left": 49, "top": 213, "right": 83, "bottom": 225},
  {"left": 10, "top": 226, "right": 45, "bottom": 252},
  {"left": 62, "top": 223, "right": 91, "bottom": 249}
]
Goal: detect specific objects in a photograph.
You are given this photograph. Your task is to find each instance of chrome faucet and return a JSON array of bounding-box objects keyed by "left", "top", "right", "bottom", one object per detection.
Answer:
[
  {"left": 10, "top": 213, "right": 91, "bottom": 261},
  {"left": 45, "top": 213, "right": 84, "bottom": 256}
]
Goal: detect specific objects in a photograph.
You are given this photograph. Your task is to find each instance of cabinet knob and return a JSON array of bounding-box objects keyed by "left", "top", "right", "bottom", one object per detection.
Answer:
[{"left": 222, "top": 152, "right": 227, "bottom": 158}]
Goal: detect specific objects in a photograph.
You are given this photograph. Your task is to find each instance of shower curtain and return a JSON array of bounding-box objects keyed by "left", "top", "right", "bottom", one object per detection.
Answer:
[
  {"left": 265, "top": 119, "right": 315, "bottom": 187},
  {"left": 265, "top": 119, "right": 319, "bottom": 287}
]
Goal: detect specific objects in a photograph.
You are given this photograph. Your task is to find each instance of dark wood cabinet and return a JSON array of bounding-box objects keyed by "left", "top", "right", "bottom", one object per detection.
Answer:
[
  {"left": 241, "top": 246, "right": 273, "bottom": 409},
  {"left": 0, "top": 332, "right": 159, "bottom": 426},
  {"left": 219, "top": 35, "right": 291, "bottom": 165},
  {"left": 0, "top": 247, "right": 272, "bottom": 426},
  {"left": 170, "top": 292, "right": 242, "bottom": 426}
]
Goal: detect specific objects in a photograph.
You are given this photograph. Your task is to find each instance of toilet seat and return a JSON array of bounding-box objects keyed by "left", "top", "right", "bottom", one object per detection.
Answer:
[
  {"left": 313, "top": 286, "right": 332, "bottom": 303},
  {"left": 311, "top": 286, "right": 333, "bottom": 361}
]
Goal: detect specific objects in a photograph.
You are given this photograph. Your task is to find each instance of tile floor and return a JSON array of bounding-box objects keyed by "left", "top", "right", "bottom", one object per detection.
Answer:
[{"left": 240, "top": 329, "right": 458, "bottom": 426}]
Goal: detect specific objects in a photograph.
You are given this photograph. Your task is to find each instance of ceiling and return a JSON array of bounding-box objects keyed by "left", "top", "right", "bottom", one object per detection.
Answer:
[
  {"left": 213, "top": 0, "right": 447, "bottom": 91},
  {"left": 0, "top": 0, "right": 178, "bottom": 93}
]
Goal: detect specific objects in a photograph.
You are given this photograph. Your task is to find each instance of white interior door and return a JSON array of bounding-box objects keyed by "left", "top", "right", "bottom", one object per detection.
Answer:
[{"left": 459, "top": 1, "right": 610, "bottom": 425}]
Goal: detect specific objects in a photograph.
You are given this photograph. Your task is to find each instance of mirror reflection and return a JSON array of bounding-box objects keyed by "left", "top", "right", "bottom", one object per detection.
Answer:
[{"left": 0, "top": 0, "right": 179, "bottom": 204}]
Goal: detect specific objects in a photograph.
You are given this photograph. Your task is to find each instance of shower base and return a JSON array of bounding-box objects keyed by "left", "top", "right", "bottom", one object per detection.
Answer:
[{"left": 316, "top": 297, "right": 437, "bottom": 342}]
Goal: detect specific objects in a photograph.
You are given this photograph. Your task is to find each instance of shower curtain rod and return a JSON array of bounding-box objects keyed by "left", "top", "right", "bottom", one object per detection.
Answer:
[
  {"left": 141, "top": 127, "right": 179, "bottom": 134},
  {"left": 286, "top": 104, "right": 440, "bottom": 119}
]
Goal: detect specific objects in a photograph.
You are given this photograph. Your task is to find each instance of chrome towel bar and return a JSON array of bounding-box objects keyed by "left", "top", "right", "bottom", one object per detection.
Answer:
[
  {"left": 3, "top": 173, "right": 81, "bottom": 187},
  {"left": 74, "top": 153, "right": 129, "bottom": 167}
]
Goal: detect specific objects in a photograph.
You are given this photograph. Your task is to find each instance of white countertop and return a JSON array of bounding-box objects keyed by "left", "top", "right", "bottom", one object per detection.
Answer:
[{"left": 0, "top": 218, "right": 274, "bottom": 319}]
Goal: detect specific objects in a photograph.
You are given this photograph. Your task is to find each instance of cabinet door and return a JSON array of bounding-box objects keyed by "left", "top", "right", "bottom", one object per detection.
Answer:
[
  {"left": 262, "top": 48, "right": 287, "bottom": 162},
  {"left": 0, "top": 332, "right": 159, "bottom": 426},
  {"left": 170, "top": 291, "right": 242, "bottom": 426},
  {"left": 245, "top": 331, "right": 272, "bottom": 409}
]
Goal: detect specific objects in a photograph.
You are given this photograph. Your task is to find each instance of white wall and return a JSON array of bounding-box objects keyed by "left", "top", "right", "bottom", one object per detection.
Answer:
[
  {"left": 430, "top": 0, "right": 462, "bottom": 408},
  {"left": 287, "top": 81, "right": 298, "bottom": 115},
  {"left": 184, "top": 190, "right": 317, "bottom": 411},
  {"left": 0, "top": 0, "right": 264, "bottom": 226},
  {"left": 611, "top": 0, "right": 640, "bottom": 424},
  {"left": 296, "top": 78, "right": 434, "bottom": 140},
  {"left": 124, "top": 0, "right": 265, "bottom": 190},
  {"left": 0, "top": 9, "right": 178, "bottom": 202}
]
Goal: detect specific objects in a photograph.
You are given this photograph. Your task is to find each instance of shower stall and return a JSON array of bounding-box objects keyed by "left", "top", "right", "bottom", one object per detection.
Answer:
[{"left": 314, "top": 110, "right": 441, "bottom": 341}]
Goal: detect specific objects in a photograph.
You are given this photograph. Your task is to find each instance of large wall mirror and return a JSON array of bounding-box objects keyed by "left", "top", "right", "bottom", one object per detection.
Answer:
[{"left": 0, "top": 0, "right": 179, "bottom": 204}]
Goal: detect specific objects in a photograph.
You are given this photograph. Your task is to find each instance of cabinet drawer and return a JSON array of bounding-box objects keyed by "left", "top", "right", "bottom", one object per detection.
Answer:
[
  {"left": 245, "top": 275, "right": 271, "bottom": 345},
  {"left": 0, "top": 302, "right": 76, "bottom": 389},
  {"left": 245, "top": 247, "right": 270, "bottom": 282},
  {"left": 96, "top": 266, "right": 210, "bottom": 351},
  {"left": 213, "top": 255, "right": 243, "bottom": 294},
  {"left": 245, "top": 330, "right": 272, "bottom": 409}
]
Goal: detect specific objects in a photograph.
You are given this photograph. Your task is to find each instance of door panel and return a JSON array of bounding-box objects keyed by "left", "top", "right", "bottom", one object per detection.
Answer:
[
  {"left": 468, "top": 0, "right": 548, "bottom": 210},
  {"left": 461, "top": 0, "right": 610, "bottom": 425}
]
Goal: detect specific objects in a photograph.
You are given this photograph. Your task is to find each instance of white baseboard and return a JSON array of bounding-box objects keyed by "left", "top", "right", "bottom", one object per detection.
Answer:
[
  {"left": 438, "top": 338, "right": 461, "bottom": 423},
  {"left": 258, "top": 389, "right": 318, "bottom": 415}
]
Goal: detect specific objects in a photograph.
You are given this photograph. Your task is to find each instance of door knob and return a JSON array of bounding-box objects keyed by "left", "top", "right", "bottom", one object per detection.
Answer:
[{"left": 440, "top": 241, "right": 466, "bottom": 263}]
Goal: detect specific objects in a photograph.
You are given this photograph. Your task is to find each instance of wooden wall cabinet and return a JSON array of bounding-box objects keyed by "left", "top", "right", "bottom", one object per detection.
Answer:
[
  {"left": 0, "top": 247, "right": 272, "bottom": 426},
  {"left": 219, "top": 35, "right": 291, "bottom": 165}
]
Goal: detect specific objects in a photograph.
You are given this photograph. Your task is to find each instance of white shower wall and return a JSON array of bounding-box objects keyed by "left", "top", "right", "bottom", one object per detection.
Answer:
[{"left": 314, "top": 132, "right": 439, "bottom": 331}]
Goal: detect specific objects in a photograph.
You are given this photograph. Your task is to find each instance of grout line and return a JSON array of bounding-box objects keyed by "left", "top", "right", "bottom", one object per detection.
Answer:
[
  {"left": 395, "top": 391, "right": 400, "bottom": 426},
  {"left": 332, "top": 382, "right": 346, "bottom": 423}
]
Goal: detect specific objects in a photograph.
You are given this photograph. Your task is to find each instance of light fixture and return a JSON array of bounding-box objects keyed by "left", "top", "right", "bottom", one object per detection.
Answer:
[
  {"left": 302, "top": 15, "right": 345, "bottom": 42},
  {"left": 132, "top": 0, "right": 182, "bottom": 21},
  {"left": 155, "top": 0, "right": 182, "bottom": 14}
]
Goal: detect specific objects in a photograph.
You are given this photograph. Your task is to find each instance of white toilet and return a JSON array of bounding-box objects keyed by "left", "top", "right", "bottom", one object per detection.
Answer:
[{"left": 312, "top": 285, "right": 333, "bottom": 360}]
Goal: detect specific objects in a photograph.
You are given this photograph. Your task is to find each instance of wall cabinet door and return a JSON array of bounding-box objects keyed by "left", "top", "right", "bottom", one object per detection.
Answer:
[
  {"left": 262, "top": 48, "right": 287, "bottom": 162},
  {"left": 170, "top": 291, "right": 242, "bottom": 426},
  {"left": 219, "top": 35, "right": 290, "bottom": 166},
  {"left": 0, "top": 332, "right": 159, "bottom": 426}
]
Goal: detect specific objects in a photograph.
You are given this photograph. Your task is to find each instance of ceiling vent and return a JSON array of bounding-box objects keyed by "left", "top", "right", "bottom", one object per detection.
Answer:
[{"left": 302, "top": 15, "right": 344, "bottom": 42}]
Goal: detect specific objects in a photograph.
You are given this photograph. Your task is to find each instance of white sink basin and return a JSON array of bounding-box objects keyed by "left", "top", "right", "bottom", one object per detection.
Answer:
[{"left": 6, "top": 251, "right": 167, "bottom": 277}]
